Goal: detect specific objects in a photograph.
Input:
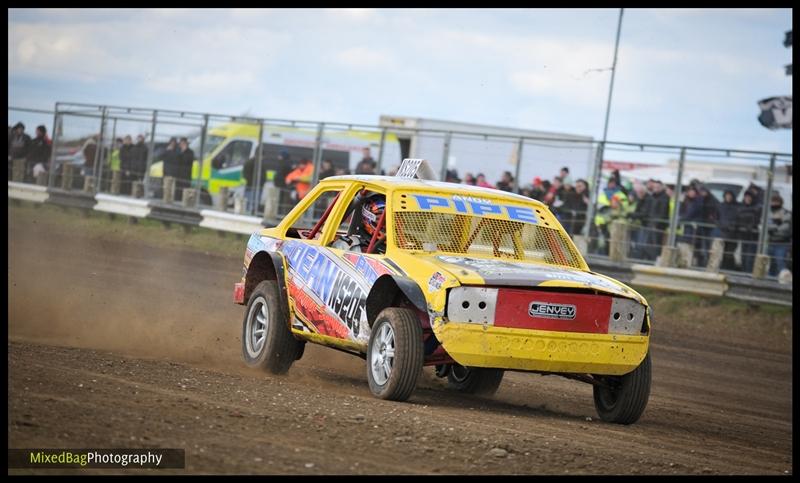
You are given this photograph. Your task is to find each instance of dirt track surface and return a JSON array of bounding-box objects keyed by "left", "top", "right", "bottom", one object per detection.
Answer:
[{"left": 8, "top": 206, "right": 793, "bottom": 474}]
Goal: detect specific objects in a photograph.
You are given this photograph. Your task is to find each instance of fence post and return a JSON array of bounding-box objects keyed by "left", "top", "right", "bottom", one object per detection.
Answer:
[
  {"left": 62, "top": 164, "right": 74, "bottom": 190},
  {"left": 376, "top": 128, "right": 387, "bottom": 175},
  {"left": 111, "top": 170, "right": 122, "bottom": 195},
  {"left": 657, "top": 147, "right": 686, "bottom": 267},
  {"left": 93, "top": 107, "right": 108, "bottom": 194},
  {"left": 440, "top": 131, "right": 452, "bottom": 181},
  {"left": 582, "top": 141, "right": 605, "bottom": 238},
  {"left": 108, "top": 116, "right": 117, "bottom": 193},
  {"left": 143, "top": 110, "right": 158, "bottom": 198},
  {"left": 608, "top": 219, "right": 629, "bottom": 263},
  {"left": 47, "top": 106, "right": 60, "bottom": 189},
  {"left": 195, "top": 114, "right": 208, "bottom": 193},
  {"left": 217, "top": 186, "right": 229, "bottom": 212},
  {"left": 752, "top": 153, "right": 777, "bottom": 279},
  {"left": 706, "top": 237, "right": 724, "bottom": 272},
  {"left": 512, "top": 137, "right": 524, "bottom": 193},
  {"left": 253, "top": 120, "right": 265, "bottom": 216},
  {"left": 163, "top": 176, "right": 175, "bottom": 204}
]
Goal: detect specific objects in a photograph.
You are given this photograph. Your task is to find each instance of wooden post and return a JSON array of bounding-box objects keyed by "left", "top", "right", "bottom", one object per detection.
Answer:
[
  {"left": 110, "top": 170, "right": 122, "bottom": 195},
  {"left": 83, "top": 176, "right": 96, "bottom": 193},
  {"left": 217, "top": 186, "right": 229, "bottom": 212},
  {"left": 608, "top": 219, "right": 628, "bottom": 263},
  {"left": 163, "top": 176, "right": 175, "bottom": 203},
  {"left": 182, "top": 188, "right": 198, "bottom": 208},
  {"left": 131, "top": 181, "right": 144, "bottom": 199},
  {"left": 12, "top": 159, "right": 26, "bottom": 182},
  {"left": 705, "top": 238, "right": 724, "bottom": 273},
  {"left": 62, "top": 165, "right": 74, "bottom": 190}
]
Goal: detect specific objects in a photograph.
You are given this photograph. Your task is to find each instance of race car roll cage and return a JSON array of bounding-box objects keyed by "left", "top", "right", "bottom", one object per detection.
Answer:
[
  {"left": 307, "top": 188, "right": 386, "bottom": 255},
  {"left": 306, "top": 184, "right": 569, "bottom": 265}
]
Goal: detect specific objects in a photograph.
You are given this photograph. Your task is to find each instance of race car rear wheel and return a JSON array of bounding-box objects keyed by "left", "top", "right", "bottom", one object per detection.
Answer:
[
  {"left": 242, "top": 280, "right": 302, "bottom": 374},
  {"left": 366, "top": 308, "right": 423, "bottom": 401},
  {"left": 446, "top": 365, "right": 505, "bottom": 396},
  {"left": 593, "top": 352, "right": 651, "bottom": 425}
]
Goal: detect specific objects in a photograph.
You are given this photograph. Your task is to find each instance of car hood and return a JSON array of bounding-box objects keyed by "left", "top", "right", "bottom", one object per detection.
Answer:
[{"left": 421, "top": 255, "right": 645, "bottom": 304}]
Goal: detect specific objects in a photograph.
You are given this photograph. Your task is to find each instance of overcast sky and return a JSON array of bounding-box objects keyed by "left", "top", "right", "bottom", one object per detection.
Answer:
[{"left": 8, "top": 8, "right": 793, "bottom": 158}]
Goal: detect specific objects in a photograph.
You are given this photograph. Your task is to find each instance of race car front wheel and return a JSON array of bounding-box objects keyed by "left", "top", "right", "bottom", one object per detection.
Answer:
[
  {"left": 366, "top": 308, "right": 424, "bottom": 401},
  {"left": 242, "top": 280, "right": 303, "bottom": 374},
  {"left": 593, "top": 352, "right": 651, "bottom": 425},
  {"left": 447, "top": 365, "right": 505, "bottom": 396}
]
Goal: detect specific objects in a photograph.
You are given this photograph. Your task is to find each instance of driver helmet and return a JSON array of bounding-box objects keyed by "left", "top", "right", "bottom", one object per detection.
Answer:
[{"left": 361, "top": 194, "right": 386, "bottom": 239}]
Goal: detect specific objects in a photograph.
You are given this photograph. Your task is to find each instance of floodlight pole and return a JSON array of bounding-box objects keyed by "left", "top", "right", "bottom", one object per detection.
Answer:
[{"left": 583, "top": 8, "right": 624, "bottom": 237}]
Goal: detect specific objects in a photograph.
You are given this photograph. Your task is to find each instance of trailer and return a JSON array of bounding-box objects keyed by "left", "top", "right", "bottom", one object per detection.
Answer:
[{"left": 378, "top": 115, "right": 596, "bottom": 187}]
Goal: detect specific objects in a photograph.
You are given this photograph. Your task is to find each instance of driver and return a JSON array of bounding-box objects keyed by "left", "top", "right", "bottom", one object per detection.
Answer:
[
  {"left": 332, "top": 194, "right": 387, "bottom": 254},
  {"left": 359, "top": 194, "right": 386, "bottom": 252}
]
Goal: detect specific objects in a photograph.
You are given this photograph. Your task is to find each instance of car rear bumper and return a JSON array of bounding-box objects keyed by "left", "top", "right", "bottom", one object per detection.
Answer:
[{"left": 436, "top": 322, "right": 649, "bottom": 376}]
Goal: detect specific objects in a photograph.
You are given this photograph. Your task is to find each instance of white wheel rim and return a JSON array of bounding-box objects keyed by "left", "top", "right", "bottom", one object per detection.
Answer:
[
  {"left": 451, "top": 364, "right": 470, "bottom": 383},
  {"left": 370, "top": 323, "right": 395, "bottom": 386},
  {"left": 245, "top": 296, "right": 269, "bottom": 359}
]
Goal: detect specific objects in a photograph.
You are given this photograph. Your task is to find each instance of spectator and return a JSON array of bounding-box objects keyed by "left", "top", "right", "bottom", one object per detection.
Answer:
[
  {"left": 530, "top": 176, "right": 545, "bottom": 200},
  {"left": 28, "top": 125, "right": 52, "bottom": 182},
  {"left": 715, "top": 190, "right": 740, "bottom": 270},
  {"left": 735, "top": 191, "right": 761, "bottom": 273},
  {"left": 159, "top": 137, "right": 180, "bottom": 189},
  {"left": 643, "top": 180, "right": 670, "bottom": 260},
  {"left": 560, "top": 178, "right": 588, "bottom": 236},
  {"left": 355, "top": 147, "right": 377, "bottom": 174},
  {"left": 475, "top": 173, "right": 494, "bottom": 189},
  {"left": 175, "top": 137, "right": 195, "bottom": 200},
  {"left": 679, "top": 186, "right": 705, "bottom": 265},
  {"left": 559, "top": 166, "right": 573, "bottom": 187},
  {"left": 81, "top": 135, "right": 99, "bottom": 177},
  {"left": 745, "top": 183, "right": 765, "bottom": 206},
  {"left": 131, "top": 134, "right": 149, "bottom": 183},
  {"left": 242, "top": 154, "right": 268, "bottom": 213},
  {"left": 603, "top": 176, "right": 621, "bottom": 201},
  {"left": 285, "top": 158, "right": 314, "bottom": 201},
  {"left": 319, "top": 159, "right": 337, "bottom": 180},
  {"left": 496, "top": 171, "right": 514, "bottom": 192},
  {"left": 273, "top": 150, "right": 295, "bottom": 212},
  {"left": 766, "top": 193, "right": 792, "bottom": 277},
  {"left": 463, "top": 172, "right": 476, "bottom": 185},
  {"left": 549, "top": 176, "right": 564, "bottom": 207},
  {"left": 118, "top": 135, "right": 136, "bottom": 195},
  {"left": 445, "top": 168, "right": 461, "bottom": 184},
  {"left": 628, "top": 183, "right": 651, "bottom": 259},
  {"left": 694, "top": 184, "right": 719, "bottom": 266},
  {"left": 9, "top": 122, "right": 32, "bottom": 180}
]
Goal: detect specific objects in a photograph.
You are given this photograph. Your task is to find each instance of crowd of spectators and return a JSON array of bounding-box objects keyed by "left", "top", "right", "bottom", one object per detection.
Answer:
[{"left": 428, "top": 164, "right": 792, "bottom": 276}]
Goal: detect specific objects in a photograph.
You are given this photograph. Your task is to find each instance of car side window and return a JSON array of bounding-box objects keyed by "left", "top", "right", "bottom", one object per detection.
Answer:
[
  {"left": 285, "top": 189, "right": 342, "bottom": 240},
  {"left": 217, "top": 140, "right": 253, "bottom": 169},
  {"left": 325, "top": 188, "right": 386, "bottom": 253}
]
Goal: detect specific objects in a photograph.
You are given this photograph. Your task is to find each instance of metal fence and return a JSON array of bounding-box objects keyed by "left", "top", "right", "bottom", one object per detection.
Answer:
[{"left": 8, "top": 103, "right": 793, "bottom": 281}]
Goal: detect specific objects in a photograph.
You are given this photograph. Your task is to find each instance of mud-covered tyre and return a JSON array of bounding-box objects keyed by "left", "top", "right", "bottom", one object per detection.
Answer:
[
  {"left": 241, "top": 280, "right": 302, "bottom": 374},
  {"left": 593, "top": 352, "right": 651, "bottom": 424},
  {"left": 366, "top": 308, "right": 424, "bottom": 401},
  {"left": 447, "top": 365, "right": 505, "bottom": 396}
]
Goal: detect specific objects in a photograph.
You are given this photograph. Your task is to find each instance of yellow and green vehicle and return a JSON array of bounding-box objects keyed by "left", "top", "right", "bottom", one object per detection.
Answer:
[
  {"left": 148, "top": 123, "right": 400, "bottom": 206},
  {"left": 233, "top": 161, "right": 652, "bottom": 424}
]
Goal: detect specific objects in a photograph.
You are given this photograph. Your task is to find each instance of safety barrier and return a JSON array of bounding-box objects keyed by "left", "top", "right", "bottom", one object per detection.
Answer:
[{"left": 8, "top": 181, "right": 791, "bottom": 306}]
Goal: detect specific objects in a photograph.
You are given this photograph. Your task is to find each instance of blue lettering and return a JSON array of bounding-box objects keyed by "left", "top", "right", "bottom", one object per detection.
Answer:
[
  {"left": 414, "top": 195, "right": 450, "bottom": 210},
  {"left": 469, "top": 201, "right": 502, "bottom": 216},
  {"left": 506, "top": 206, "right": 538, "bottom": 224},
  {"left": 452, "top": 198, "right": 468, "bottom": 213},
  {"left": 317, "top": 259, "right": 340, "bottom": 303}
]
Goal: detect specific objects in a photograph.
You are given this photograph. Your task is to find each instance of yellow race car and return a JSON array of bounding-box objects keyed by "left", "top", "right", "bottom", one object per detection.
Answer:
[{"left": 233, "top": 161, "right": 652, "bottom": 424}]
